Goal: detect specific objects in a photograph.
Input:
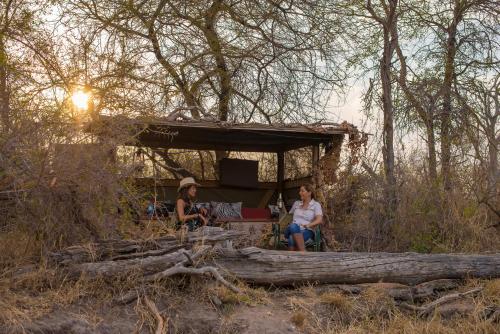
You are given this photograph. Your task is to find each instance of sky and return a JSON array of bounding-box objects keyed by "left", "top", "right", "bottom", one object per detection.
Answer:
[
  {"left": 326, "top": 85, "right": 365, "bottom": 128},
  {"left": 325, "top": 82, "right": 427, "bottom": 162}
]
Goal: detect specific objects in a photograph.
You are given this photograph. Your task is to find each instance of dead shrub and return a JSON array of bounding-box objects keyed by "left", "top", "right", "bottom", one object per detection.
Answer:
[
  {"left": 1, "top": 121, "right": 147, "bottom": 268},
  {"left": 330, "top": 159, "right": 500, "bottom": 253}
]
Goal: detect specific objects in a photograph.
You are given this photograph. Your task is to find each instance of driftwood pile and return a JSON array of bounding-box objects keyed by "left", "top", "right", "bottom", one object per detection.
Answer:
[{"left": 47, "top": 227, "right": 500, "bottom": 323}]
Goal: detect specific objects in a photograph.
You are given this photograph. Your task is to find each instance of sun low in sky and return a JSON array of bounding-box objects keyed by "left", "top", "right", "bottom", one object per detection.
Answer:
[{"left": 71, "top": 90, "right": 90, "bottom": 110}]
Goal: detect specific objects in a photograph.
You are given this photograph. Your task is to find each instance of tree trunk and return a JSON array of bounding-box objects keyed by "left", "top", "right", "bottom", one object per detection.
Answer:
[
  {"left": 364, "top": 0, "right": 399, "bottom": 229},
  {"left": 486, "top": 95, "right": 498, "bottom": 206},
  {"left": 425, "top": 114, "right": 438, "bottom": 183},
  {"left": 380, "top": 19, "right": 397, "bottom": 225},
  {"left": 441, "top": 81, "right": 453, "bottom": 192},
  {"left": 381, "top": 39, "right": 396, "bottom": 193},
  {"left": 0, "top": 37, "right": 10, "bottom": 131},
  {"left": 214, "top": 247, "right": 500, "bottom": 286},
  {"left": 441, "top": 5, "right": 461, "bottom": 192},
  {"left": 203, "top": 0, "right": 231, "bottom": 121},
  {"left": 487, "top": 142, "right": 498, "bottom": 194}
]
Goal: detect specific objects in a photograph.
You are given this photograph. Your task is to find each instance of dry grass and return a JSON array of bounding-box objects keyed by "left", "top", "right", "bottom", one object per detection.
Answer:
[
  {"left": 336, "top": 314, "right": 498, "bottom": 334},
  {"left": 0, "top": 269, "right": 112, "bottom": 330},
  {"left": 290, "top": 311, "right": 307, "bottom": 328},
  {"left": 208, "top": 283, "right": 271, "bottom": 317},
  {"left": 0, "top": 260, "right": 160, "bottom": 332},
  {"left": 483, "top": 279, "right": 500, "bottom": 304},
  {"left": 281, "top": 280, "right": 500, "bottom": 334},
  {"left": 359, "top": 286, "right": 396, "bottom": 319},
  {"left": 214, "top": 285, "right": 250, "bottom": 305},
  {"left": 319, "top": 291, "right": 353, "bottom": 313},
  {"left": 0, "top": 230, "right": 40, "bottom": 268}
]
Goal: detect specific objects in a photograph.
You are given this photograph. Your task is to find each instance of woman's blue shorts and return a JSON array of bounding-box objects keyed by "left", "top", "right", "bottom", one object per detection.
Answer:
[{"left": 284, "top": 223, "right": 314, "bottom": 247}]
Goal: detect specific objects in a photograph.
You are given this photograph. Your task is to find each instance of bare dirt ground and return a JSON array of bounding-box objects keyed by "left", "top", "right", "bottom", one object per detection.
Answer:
[
  {"left": 2, "top": 276, "right": 499, "bottom": 334},
  {"left": 13, "top": 287, "right": 301, "bottom": 334}
]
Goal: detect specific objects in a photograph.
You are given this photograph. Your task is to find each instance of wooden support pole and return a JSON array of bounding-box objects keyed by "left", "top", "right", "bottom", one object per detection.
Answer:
[
  {"left": 312, "top": 145, "right": 320, "bottom": 188},
  {"left": 312, "top": 145, "right": 320, "bottom": 169},
  {"left": 277, "top": 151, "right": 284, "bottom": 196}
]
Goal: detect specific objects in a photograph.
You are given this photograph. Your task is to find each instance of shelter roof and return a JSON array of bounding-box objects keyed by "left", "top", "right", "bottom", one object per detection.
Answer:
[{"left": 92, "top": 116, "right": 353, "bottom": 152}]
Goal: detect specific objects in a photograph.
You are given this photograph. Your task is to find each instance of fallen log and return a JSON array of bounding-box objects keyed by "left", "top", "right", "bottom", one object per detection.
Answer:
[
  {"left": 214, "top": 247, "right": 500, "bottom": 285},
  {"left": 67, "top": 247, "right": 194, "bottom": 278},
  {"left": 316, "top": 279, "right": 460, "bottom": 301},
  {"left": 50, "top": 227, "right": 246, "bottom": 266},
  {"left": 67, "top": 245, "right": 215, "bottom": 279},
  {"left": 48, "top": 236, "right": 179, "bottom": 265}
]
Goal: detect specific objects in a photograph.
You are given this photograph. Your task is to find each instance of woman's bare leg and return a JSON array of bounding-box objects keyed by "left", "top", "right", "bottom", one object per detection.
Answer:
[{"left": 292, "top": 233, "right": 306, "bottom": 251}]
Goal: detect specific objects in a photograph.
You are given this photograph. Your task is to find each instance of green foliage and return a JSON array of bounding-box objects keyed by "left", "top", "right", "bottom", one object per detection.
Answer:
[
  {"left": 409, "top": 230, "right": 439, "bottom": 253},
  {"left": 463, "top": 204, "right": 478, "bottom": 219}
]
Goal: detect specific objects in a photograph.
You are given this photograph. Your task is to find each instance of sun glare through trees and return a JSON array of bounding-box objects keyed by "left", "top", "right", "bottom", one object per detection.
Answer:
[{"left": 71, "top": 90, "right": 90, "bottom": 111}]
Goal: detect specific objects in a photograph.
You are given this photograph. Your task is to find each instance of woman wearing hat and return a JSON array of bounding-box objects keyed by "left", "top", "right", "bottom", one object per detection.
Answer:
[{"left": 176, "top": 177, "right": 208, "bottom": 231}]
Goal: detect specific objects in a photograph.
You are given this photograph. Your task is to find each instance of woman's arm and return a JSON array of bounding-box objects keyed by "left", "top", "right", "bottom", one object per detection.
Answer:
[
  {"left": 199, "top": 207, "right": 208, "bottom": 216},
  {"left": 288, "top": 201, "right": 299, "bottom": 214},
  {"left": 176, "top": 199, "right": 201, "bottom": 223},
  {"left": 305, "top": 215, "right": 323, "bottom": 229}
]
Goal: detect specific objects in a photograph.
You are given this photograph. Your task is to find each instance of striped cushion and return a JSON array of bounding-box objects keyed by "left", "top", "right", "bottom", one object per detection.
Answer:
[{"left": 211, "top": 201, "right": 242, "bottom": 219}]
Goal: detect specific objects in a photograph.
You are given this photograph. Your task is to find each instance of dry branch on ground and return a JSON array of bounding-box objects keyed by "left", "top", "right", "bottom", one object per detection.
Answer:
[{"left": 399, "top": 287, "right": 484, "bottom": 317}]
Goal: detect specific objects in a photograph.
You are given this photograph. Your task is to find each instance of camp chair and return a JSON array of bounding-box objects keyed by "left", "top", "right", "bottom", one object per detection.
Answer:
[{"left": 272, "top": 214, "right": 322, "bottom": 252}]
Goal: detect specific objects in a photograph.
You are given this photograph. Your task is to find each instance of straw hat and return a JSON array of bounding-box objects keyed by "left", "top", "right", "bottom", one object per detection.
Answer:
[{"left": 177, "top": 177, "right": 200, "bottom": 192}]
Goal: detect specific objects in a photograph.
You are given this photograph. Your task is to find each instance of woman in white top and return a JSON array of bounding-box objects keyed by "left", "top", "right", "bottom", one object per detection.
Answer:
[{"left": 284, "top": 184, "right": 323, "bottom": 251}]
